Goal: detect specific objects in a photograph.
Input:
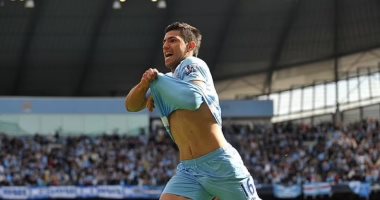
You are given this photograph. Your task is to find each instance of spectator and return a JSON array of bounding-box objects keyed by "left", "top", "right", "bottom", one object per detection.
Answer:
[{"left": 0, "top": 119, "right": 379, "bottom": 186}]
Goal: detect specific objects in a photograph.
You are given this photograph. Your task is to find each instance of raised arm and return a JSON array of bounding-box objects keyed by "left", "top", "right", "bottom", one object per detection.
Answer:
[{"left": 125, "top": 68, "right": 158, "bottom": 112}]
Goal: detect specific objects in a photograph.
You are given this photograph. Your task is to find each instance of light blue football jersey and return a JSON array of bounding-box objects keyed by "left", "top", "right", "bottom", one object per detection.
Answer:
[
  {"left": 149, "top": 56, "right": 222, "bottom": 140},
  {"left": 172, "top": 57, "right": 222, "bottom": 126}
]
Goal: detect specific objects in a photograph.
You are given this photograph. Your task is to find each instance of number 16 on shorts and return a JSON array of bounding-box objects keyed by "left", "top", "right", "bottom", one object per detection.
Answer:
[{"left": 241, "top": 176, "right": 257, "bottom": 200}]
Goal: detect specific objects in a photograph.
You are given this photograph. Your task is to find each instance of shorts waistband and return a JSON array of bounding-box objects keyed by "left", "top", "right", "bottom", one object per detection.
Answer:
[{"left": 180, "top": 143, "right": 232, "bottom": 166}]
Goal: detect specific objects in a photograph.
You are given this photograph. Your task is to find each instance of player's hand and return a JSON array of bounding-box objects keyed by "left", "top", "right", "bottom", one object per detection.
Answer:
[
  {"left": 141, "top": 68, "right": 158, "bottom": 87},
  {"left": 146, "top": 96, "right": 155, "bottom": 112}
]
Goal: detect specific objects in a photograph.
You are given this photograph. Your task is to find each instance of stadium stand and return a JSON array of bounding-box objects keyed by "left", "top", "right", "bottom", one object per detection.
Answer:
[{"left": 0, "top": 119, "right": 379, "bottom": 199}]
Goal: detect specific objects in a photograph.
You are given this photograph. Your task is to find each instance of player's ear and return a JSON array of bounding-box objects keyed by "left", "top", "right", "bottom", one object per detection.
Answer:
[{"left": 187, "top": 41, "right": 196, "bottom": 52}]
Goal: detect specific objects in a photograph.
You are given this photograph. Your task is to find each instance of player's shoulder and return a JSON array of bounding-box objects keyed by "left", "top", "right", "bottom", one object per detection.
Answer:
[{"left": 180, "top": 56, "right": 208, "bottom": 68}]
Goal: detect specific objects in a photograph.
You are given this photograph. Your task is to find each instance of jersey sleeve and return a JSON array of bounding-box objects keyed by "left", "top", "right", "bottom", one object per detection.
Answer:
[{"left": 177, "top": 63, "right": 208, "bottom": 83}]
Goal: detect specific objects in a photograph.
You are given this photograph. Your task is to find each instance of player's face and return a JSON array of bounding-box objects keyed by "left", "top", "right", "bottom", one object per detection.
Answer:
[{"left": 163, "top": 30, "right": 189, "bottom": 70}]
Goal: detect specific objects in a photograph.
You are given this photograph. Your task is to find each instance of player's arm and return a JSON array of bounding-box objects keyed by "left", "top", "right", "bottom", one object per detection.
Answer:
[
  {"left": 191, "top": 80, "right": 206, "bottom": 90},
  {"left": 179, "top": 63, "right": 207, "bottom": 90},
  {"left": 125, "top": 68, "right": 158, "bottom": 112}
]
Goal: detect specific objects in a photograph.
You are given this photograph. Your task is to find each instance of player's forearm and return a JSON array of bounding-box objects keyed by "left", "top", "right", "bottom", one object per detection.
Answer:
[{"left": 125, "top": 82, "right": 149, "bottom": 112}]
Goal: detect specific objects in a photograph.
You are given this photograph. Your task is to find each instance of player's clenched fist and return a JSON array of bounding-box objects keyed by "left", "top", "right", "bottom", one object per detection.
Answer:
[
  {"left": 146, "top": 96, "right": 155, "bottom": 112},
  {"left": 141, "top": 68, "right": 159, "bottom": 86}
]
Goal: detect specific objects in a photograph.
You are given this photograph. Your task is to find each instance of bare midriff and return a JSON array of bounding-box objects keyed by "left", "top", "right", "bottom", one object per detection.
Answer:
[{"left": 169, "top": 103, "right": 228, "bottom": 161}]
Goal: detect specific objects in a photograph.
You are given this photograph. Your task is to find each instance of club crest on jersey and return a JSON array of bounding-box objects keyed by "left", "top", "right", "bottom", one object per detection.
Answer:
[{"left": 185, "top": 65, "right": 197, "bottom": 75}]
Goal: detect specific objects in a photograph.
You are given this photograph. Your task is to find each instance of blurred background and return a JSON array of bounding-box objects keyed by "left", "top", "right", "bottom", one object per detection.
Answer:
[{"left": 1, "top": 0, "right": 380, "bottom": 199}]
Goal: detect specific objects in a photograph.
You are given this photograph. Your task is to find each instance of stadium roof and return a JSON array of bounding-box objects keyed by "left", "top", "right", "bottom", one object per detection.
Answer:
[{"left": 1, "top": 0, "right": 380, "bottom": 99}]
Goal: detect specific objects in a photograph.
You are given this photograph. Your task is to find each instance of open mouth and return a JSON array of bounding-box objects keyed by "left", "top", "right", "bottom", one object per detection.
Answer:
[{"left": 165, "top": 53, "right": 173, "bottom": 58}]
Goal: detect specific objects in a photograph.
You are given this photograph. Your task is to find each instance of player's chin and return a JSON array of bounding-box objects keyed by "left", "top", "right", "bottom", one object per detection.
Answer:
[
  {"left": 164, "top": 62, "right": 172, "bottom": 69},
  {"left": 164, "top": 60, "right": 176, "bottom": 69}
]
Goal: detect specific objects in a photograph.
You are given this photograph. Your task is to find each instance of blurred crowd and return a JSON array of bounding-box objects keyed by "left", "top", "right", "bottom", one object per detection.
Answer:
[
  {"left": 0, "top": 128, "right": 177, "bottom": 186},
  {"left": 226, "top": 119, "right": 380, "bottom": 185},
  {"left": 0, "top": 119, "right": 379, "bottom": 186}
]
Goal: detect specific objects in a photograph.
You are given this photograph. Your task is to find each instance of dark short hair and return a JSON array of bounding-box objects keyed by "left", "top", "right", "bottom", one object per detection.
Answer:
[{"left": 165, "top": 22, "right": 202, "bottom": 57}]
